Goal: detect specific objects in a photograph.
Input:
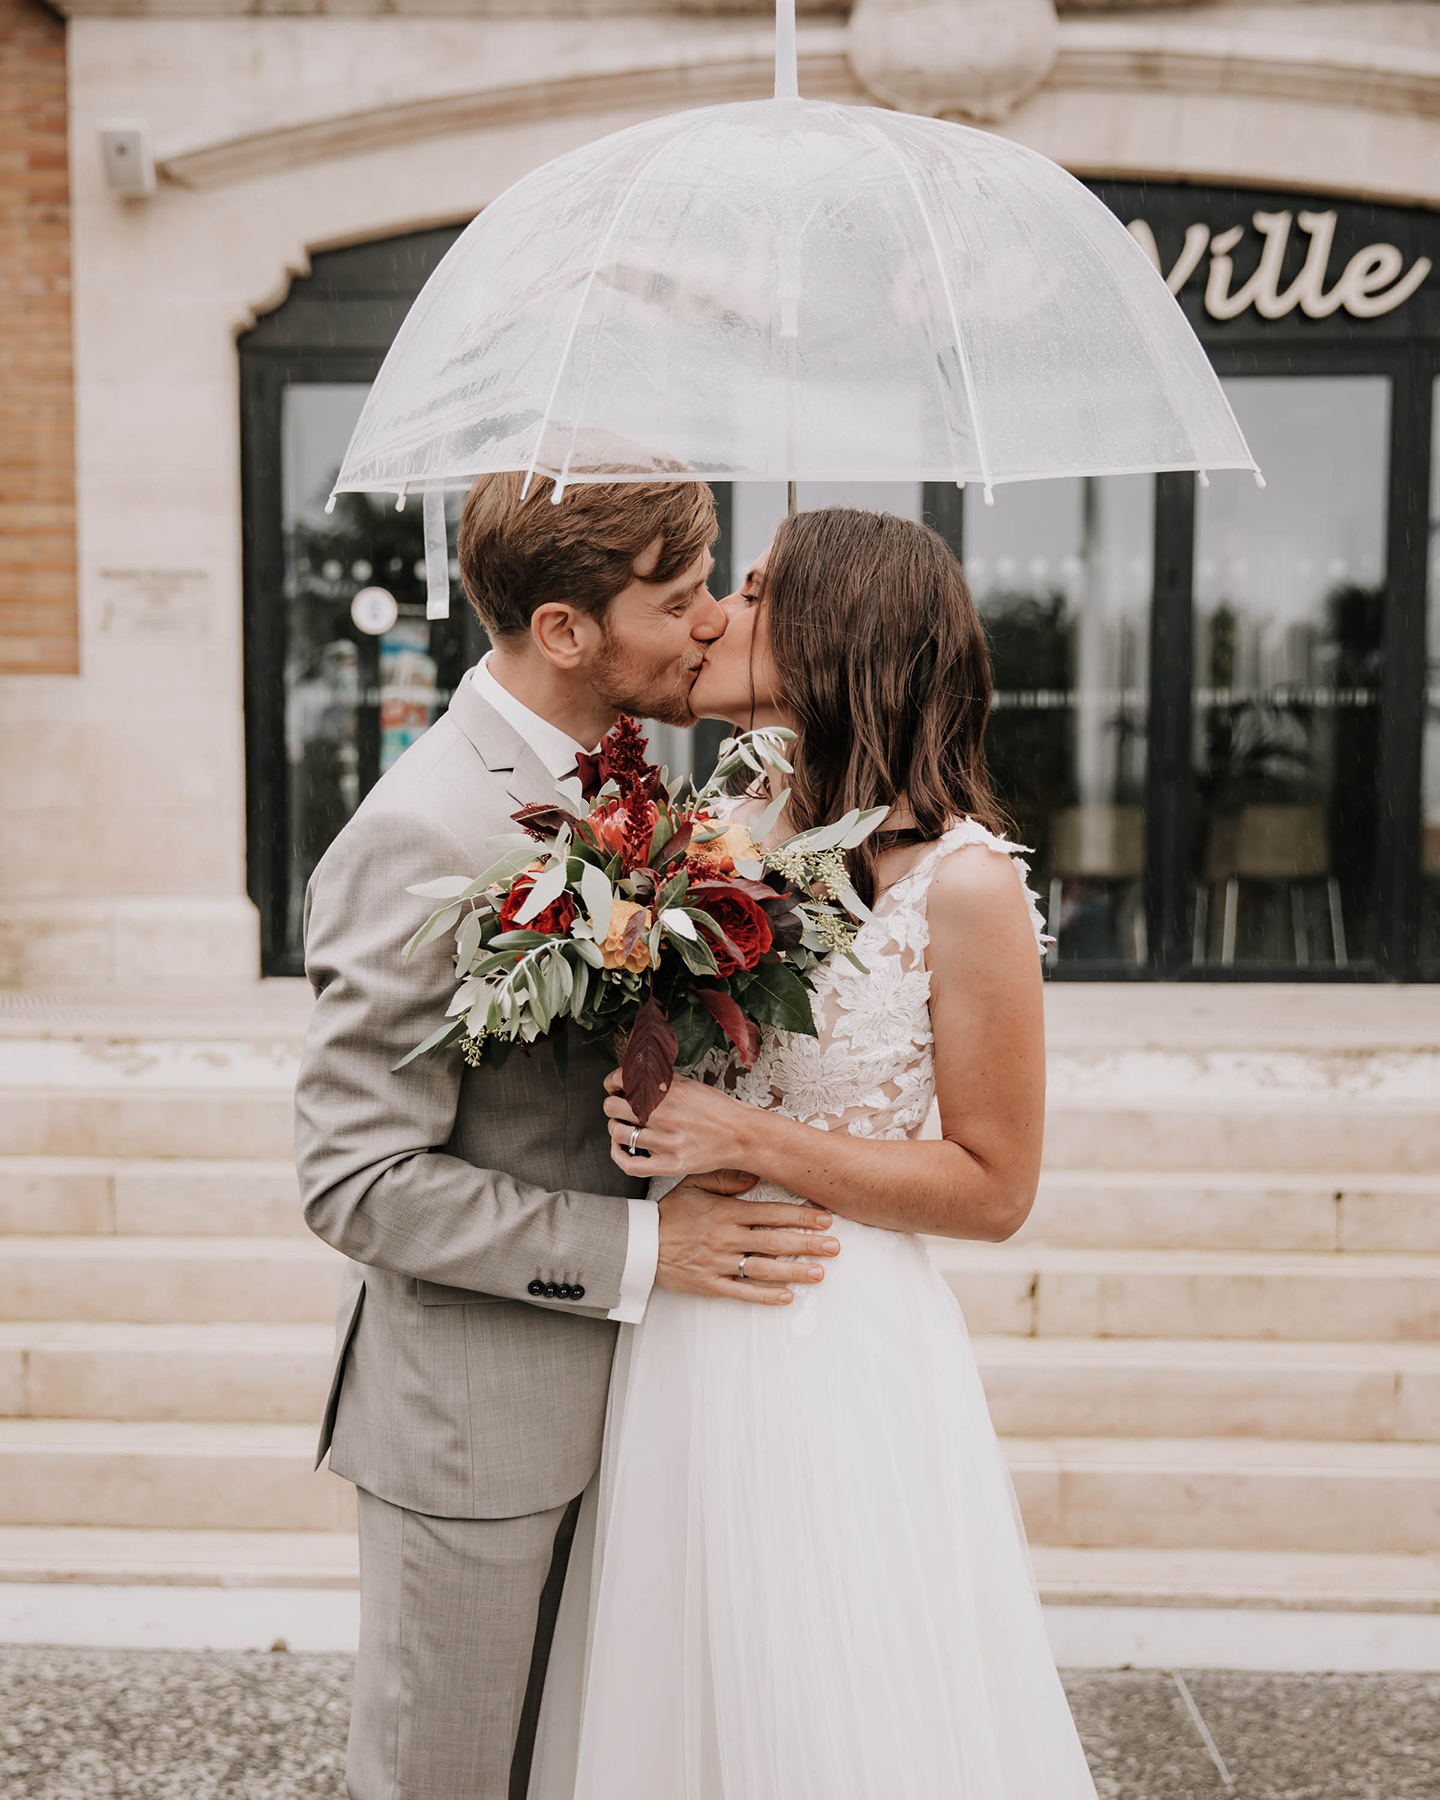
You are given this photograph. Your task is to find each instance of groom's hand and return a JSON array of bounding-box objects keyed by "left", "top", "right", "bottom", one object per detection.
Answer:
[{"left": 656, "top": 1169, "right": 839, "bottom": 1306}]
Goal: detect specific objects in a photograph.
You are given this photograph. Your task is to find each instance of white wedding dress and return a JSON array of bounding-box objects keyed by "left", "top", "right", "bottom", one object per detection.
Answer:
[{"left": 529, "top": 821, "right": 1097, "bottom": 1800}]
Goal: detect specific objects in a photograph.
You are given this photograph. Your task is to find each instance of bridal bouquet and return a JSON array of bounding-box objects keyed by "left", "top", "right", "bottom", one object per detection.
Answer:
[{"left": 396, "top": 715, "right": 885, "bottom": 1124}]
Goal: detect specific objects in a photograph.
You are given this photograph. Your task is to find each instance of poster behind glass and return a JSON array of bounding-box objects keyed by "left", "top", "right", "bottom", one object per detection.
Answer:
[{"left": 281, "top": 384, "right": 484, "bottom": 964}]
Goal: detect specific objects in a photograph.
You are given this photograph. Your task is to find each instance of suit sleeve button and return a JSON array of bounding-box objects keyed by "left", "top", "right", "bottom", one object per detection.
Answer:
[
  {"left": 572, "top": 1285, "right": 585, "bottom": 1300},
  {"left": 527, "top": 1280, "right": 544, "bottom": 1297},
  {"left": 543, "top": 1282, "right": 560, "bottom": 1298},
  {"left": 557, "top": 1284, "right": 574, "bottom": 1299}
]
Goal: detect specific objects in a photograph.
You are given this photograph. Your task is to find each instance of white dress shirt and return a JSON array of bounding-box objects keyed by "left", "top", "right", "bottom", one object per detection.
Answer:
[{"left": 469, "top": 657, "right": 660, "bottom": 1325}]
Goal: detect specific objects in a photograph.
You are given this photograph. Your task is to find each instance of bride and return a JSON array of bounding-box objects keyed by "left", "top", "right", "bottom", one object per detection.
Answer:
[{"left": 528, "top": 507, "right": 1097, "bottom": 1800}]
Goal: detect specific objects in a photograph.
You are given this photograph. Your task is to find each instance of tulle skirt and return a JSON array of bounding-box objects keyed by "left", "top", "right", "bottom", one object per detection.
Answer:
[{"left": 528, "top": 1193, "right": 1097, "bottom": 1800}]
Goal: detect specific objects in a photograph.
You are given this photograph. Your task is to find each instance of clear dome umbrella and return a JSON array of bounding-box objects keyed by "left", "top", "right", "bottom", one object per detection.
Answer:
[{"left": 331, "top": 0, "right": 1258, "bottom": 615}]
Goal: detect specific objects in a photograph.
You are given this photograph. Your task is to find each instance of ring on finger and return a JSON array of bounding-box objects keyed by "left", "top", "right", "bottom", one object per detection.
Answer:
[
  {"left": 626, "top": 1126, "right": 642, "bottom": 1156},
  {"left": 736, "top": 1254, "right": 750, "bottom": 1281}
]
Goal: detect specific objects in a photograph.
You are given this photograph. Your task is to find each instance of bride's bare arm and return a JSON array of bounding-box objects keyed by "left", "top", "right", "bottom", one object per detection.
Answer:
[{"left": 604, "top": 845, "right": 1045, "bottom": 1242}]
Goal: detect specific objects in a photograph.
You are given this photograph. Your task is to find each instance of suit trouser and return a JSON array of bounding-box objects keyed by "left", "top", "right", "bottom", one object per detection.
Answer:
[{"left": 348, "top": 1485, "right": 581, "bottom": 1800}]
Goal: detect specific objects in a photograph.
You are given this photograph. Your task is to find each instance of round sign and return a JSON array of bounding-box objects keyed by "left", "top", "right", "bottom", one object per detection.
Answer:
[{"left": 351, "top": 585, "right": 399, "bottom": 636}]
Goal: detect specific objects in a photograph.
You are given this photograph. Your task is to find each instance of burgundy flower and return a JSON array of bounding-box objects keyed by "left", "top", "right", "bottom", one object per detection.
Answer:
[
  {"left": 498, "top": 873, "right": 576, "bottom": 937},
  {"left": 687, "top": 880, "right": 774, "bottom": 975}
]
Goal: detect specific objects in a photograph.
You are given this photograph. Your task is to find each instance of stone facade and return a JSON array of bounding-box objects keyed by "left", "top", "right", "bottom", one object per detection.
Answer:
[
  {"left": 0, "top": 0, "right": 77, "bottom": 678},
  {"left": 0, "top": 1, "right": 1438, "bottom": 984}
]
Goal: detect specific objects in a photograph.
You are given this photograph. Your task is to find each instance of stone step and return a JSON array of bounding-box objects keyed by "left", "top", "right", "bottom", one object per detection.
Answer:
[
  {"left": 0, "top": 1239, "right": 343, "bottom": 1325},
  {"left": 0, "top": 1091, "right": 294, "bottom": 1161},
  {"left": 1040, "top": 1103, "right": 1440, "bottom": 1174},
  {"left": 934, "top": 1243, "right": 1440, "bottom": 1342},
  {"left": 5, "top": 1159, "right": 1435, "bottom": 1252},
  {"left": 0, "top": 1419, "right": 1430, "bottom": 1551},
  {"left": 0, "top": 1323, "right": 331, "bottom": 1423},
  {"left": 0, "top": 1529, "right": 1434, "bottom": 1618},
  {"left": 4, "top": 1236, "right": 1434, "bottom": 1343},
  {"left": 1009, "top": 1437, "right": 1440, "bottom": 1555},
  {"left": 4, "top": 1321, "right": 1436, "bottom": 1442},
  {"left": 0, "top": 1525, "right": 358, "bottom": 1589},
  {"left": 4, "top": 1084, "right": 1437, "bottom": 1172},
  {"left": 0, "top": 1421, "right": 354, "bottom": 1532},
  {"left": 974, "top": 1337, "right": 1440, "bottom": 1441},
  {"left": 1019, "top": 1170, "right": 1440, "bottom": 1254},
  {"left": 1028, "top": 1544, "right": 1440, "bottom": 1614},
  {"left": 0, "top": 1158, "right": 305, "bottom": 1237}
]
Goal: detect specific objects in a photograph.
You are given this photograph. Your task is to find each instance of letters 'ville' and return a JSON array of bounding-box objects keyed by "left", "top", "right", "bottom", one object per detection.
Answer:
[{"left": 1127, "top": 210, "right": 1431, "bottom": 322}]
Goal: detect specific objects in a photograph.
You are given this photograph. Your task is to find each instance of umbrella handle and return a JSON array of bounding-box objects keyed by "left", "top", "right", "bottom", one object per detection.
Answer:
[{"left": 774, "top": 0, "right": 798, "bottom": 99}]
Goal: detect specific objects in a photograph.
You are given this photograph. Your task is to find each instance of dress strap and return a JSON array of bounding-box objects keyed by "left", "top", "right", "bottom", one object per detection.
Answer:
[{"left": 889, "top": 818, "right": 1051, "bottom": 955}]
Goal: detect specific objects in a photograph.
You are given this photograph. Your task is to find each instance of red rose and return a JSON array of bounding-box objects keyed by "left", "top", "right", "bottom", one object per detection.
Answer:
[
  {"left": 688, "top": 880, "right": 773, "bottom": 975},
  {"left": 498, "top": 873, "right": 576, "bottom": 937}
]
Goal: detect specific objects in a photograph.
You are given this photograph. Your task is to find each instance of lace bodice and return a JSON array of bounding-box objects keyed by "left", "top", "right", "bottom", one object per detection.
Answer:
[{"left": 722, "top": 819, "right": 1048, "bottom": 1144}]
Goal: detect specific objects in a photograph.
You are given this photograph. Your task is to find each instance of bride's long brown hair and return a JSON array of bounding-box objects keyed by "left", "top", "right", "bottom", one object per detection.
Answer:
[{"left": 761, "top": 507, "right": 1006, "bottom": 908}]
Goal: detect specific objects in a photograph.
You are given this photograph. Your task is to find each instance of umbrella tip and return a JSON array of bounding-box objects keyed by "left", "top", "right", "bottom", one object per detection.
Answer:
[
  {"left": 983, "top": 484, "right": 995, "bottom": 507},
  {"left": 1197, "top": 470, "right": 1210, "bottom": 488},
  {"left": 1253, "top": 469, "right": 1266, "bottom": 490},
  {"left": 324, "top": 493, "right": 337, "bottom": 515},
  {"left": 395, "top": 487, "right": 407, "bottom": 513}
]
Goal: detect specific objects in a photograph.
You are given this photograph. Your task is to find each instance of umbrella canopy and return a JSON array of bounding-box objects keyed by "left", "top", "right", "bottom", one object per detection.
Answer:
[
  {"left": 334, "top": 116, "right": 1254, "bottom": 501},
  {"left": 330, "top": 4, "right": 1257, "bottom": 612}
]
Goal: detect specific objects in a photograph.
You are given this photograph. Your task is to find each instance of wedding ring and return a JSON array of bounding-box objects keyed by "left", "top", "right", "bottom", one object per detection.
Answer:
[
  {"left": 626, "top": 1126, "right": 642, "bottom": 1156},
  {"left": 736, "top": 1255, "right": 750, "bottom": 1281}
]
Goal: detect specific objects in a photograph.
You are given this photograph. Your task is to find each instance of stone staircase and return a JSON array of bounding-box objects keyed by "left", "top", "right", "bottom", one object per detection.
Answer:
[{"left": 0, "top": 983, "right": 1437, "bottom": 1646}]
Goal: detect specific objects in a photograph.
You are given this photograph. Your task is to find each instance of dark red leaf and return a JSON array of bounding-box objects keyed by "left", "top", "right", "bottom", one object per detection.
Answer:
[
  {"left": 511, "top": 803, "right": 580, "bottom": 841},
  {"left": 695, "top": 988, "right": 763, "bottom": 1068},
  {"left": 687, "top": 875, "right": 777, "bottom": 904},
  {"left": 654, "top": 820, "right": 695, "bottom": 867},
  {"left": 620, "top": 907, "right": 649, "bottom": 960},
  {"left": 621, "top": 997, "right": 678, "bottom": 1127}
]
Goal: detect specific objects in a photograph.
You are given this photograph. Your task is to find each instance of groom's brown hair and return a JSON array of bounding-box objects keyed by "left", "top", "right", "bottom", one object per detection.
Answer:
[{"left": 458, "top": 472, "right": 716, "bottom": 641}]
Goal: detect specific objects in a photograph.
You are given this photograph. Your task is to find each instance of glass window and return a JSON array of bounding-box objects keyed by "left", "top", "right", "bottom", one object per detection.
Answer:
[
  {"left": 1191, "top": 378, "right": 1389, "bottom": 968},
  {"left": 1423, "top": 379, "right": 1440, "bottom": 965},
  {"left": 280, "top": 384, "right": 481, "bottom": 964},
  {"left": 966, "top": 477, "right": 1153, "bottom": 964}
]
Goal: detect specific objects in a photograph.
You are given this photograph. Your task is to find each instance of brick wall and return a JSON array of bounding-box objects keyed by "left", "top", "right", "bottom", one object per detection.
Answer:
[{"left": 0, "top": 0, "right": 77, "bottom": 676}]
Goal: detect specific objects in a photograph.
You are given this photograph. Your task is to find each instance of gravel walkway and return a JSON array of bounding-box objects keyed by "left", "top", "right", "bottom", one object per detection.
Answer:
[{"left": 0, "top": 1649, "right": 1434, "bottom": 1798}]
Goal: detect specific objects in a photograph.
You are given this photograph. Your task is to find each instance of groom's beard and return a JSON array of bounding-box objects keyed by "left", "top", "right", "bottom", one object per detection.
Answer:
[{"left": 589, "top": 628, "right": 702, "bottom": 729}]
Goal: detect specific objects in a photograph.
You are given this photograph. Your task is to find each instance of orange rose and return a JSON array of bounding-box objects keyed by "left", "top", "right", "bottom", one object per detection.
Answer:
[
  {"left": 600, "top": 898, "right": 652, "bottom": 972},
  {"left": 687, "top": 821, "right": 759, "bottom": 874}
]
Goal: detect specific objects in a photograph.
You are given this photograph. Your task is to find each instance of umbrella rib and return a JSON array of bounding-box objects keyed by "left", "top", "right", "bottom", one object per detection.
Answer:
[
  {"left": 852, "top": 114, "right": 991, "bottom": 499},
  {"left": 523, "top": 133, "right": 680, "bottom": 499}
]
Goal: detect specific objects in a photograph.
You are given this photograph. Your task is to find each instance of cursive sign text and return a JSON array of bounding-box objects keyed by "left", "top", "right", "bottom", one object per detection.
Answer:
[{"left": 1128, "top": 211, "right": 1431, "bottom": 321}]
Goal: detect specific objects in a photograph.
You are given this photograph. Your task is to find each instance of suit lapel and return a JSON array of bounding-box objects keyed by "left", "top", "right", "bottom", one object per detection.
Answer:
[
  {"left": 506, "top": 741, "right": 567, "bottom": 812},
  {"left": 446, "top": 670, "right": 576, "bottom": 814}
]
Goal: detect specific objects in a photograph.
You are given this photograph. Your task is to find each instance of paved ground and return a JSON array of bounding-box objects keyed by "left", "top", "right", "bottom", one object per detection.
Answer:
[{"left": 0, "top": 1650, "right": 1435, "bottom": 1798}]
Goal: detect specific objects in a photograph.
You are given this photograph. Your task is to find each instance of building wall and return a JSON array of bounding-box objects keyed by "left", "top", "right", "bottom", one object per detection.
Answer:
[
  {"left": 0, "top": 3, "right": 1436, "bottom": 985},
  {"left": 0, "top": 0, "right": 77, "bottom": 677}
]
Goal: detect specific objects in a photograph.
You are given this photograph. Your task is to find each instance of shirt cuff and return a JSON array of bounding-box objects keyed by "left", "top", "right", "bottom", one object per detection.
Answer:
[{"left": 606, "top": 1197, "right": 659, "bottom": 1324}]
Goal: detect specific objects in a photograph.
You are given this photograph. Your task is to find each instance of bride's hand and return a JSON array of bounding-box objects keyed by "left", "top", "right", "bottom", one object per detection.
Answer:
[{"left": 604, "top": 1069, "right": 755, "bottom": 1176}]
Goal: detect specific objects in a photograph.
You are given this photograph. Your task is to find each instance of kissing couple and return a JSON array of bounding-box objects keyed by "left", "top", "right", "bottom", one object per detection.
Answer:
[{"left": 295, "top": 474, "right": 1098, "bottom": 1800}]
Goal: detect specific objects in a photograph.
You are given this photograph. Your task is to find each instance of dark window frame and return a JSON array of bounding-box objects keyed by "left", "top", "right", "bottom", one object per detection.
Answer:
[{"left": 241, "top": 195, "right": 1439, "bottom": 981}]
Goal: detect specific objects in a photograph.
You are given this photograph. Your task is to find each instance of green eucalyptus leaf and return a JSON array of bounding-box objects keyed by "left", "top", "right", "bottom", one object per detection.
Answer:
[{"left": 740, "top": 962, "right": 817, "bottom": 1036}]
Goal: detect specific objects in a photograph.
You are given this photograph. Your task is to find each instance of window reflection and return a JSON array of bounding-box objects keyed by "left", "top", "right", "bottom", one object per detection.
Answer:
[
  {"left": 966, "top": 477, "right": 1153, "bottom": 964},
  {"left": 280, "top": 384, "right": 481, "bottom": 966},
  {"left": 1192, "top": 378, "right": 1388, "bottom": 967}
]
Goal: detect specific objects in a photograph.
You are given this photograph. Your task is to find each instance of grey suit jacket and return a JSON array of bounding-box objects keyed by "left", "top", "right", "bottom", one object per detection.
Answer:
[{"left": 295, "top": 676, "right": 646, "bottom": 1520}]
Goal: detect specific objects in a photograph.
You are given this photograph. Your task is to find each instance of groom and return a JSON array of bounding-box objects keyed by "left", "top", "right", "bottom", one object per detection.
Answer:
[{"left": 295, "top": 472, "right": 837, "bottom": 1800}]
